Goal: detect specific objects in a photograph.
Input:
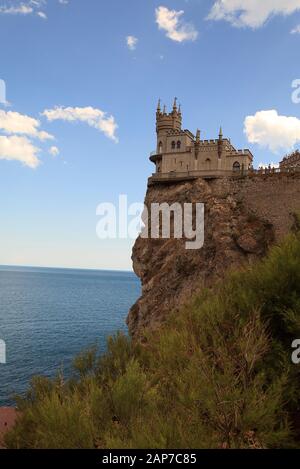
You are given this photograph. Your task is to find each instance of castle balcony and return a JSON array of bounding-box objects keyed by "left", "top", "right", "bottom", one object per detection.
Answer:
[
  {"left": 149, "top": 151, "right": 162, "bottom": 163},
  {"left": 148, "top": 169, "right": 233, "bottom": 185},
  {"left": 150, "top": 148, "right": 192, "bottom": 163}
]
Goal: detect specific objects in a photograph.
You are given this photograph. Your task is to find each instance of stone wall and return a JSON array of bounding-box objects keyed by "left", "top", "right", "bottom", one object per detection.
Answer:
[
  {"left": 127, "top": 172, "right": 300, "bottom": 339},
  {"left": 235, "top": 173, "right": 300, "bottom": 240}
]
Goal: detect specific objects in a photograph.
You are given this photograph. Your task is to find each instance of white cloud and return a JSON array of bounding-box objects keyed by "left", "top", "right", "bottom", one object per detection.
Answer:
[
  {"left": 291, "top": 24, "right": 300, "bottom": 33},
  {"left": 258, "top": 162, "right": 280, "bottom": 169},
  {"left": 0, "top": 108, "right": 55, "bottom": 168},
  {"left": 0, "top": 110, "right": 54, "bottom": 140},
  {"left": 42, "top": 106, "right": 118, "bottom": 142},
  {"left": 244, "top": 110, "right": 300, "bottom": 153},
  {"left": 207, "top": 0, "right": 300, "bottom": 29},
  {"left": 0, "top": 1, "right": 65, "bottom": 18},
  {"left": 126, "top": 35, "right": 138, "bottom": 51},
  {"left": 155, "top": 6, "right": 198, "bottom": 42},
  {"left": 37, "top": 11, "right": 47, "bottom": 19},
  {"left": 49, "top": 145, "right": 59, "bottom": 156},
  {"left": 0, "top": 4, "right": 33, "bottom": 15},
  {"left": 0, "top": 135, "right": 40, "bottom": 168}
]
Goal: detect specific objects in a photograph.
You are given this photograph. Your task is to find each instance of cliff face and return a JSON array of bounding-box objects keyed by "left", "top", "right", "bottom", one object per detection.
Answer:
[{"left": 127, "top": 173, "right": 300, "bottom": 339}]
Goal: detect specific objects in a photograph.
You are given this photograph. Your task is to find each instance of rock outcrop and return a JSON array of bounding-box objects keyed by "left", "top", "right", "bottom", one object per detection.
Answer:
[{"left": 127, "top": 173, "right": 300, "bottom": 339}]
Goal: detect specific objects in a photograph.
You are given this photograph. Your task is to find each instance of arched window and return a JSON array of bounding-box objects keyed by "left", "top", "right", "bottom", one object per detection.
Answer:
[
  {"left": 233, "top": 161, "right": 241, "bottom": 172},
  {"left": 177, "top": 140, "right": 181, "bottom": 149},
  {"left": 205, "top": 158, "right": 211, "bottom": 170},
  {"left": 158, "top": 141, "right": 163, "bottom": 154},
  {"left": 171, "top": 141, "right": 176, "bottom": 150}
]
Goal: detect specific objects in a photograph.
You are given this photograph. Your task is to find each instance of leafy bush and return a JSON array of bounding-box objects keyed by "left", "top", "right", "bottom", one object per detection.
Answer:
[{"left": 5, "top": 233, "right": 300, "bottom": 449}]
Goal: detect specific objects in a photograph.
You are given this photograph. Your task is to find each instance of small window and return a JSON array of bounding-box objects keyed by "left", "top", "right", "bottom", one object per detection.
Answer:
[
  {"left": 171, "top": 141, "right": 176, "bottom": 150},
  {"left": 158, "top": 141, "right": 163, "bottom": 153},
  {"left": 177, "top": 141, "right": 181, "bottom": 149},
  {"left": 233, "top": 161, "right": 241, "bottom": 172}
]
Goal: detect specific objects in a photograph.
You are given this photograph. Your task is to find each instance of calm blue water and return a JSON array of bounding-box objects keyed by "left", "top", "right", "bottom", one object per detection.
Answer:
[{"left": 0, "top": 266, "right": 140, "bottom": 406}]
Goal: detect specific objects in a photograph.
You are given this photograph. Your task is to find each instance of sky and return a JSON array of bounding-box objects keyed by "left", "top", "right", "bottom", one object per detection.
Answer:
[{"left": 1, "top": 0, "right": 300, "bottom": 270}]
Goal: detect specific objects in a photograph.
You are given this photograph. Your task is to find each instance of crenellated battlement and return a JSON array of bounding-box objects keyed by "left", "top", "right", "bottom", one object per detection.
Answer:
[{"left": 229, "top": 149, "right": 253, "bottom": 156}]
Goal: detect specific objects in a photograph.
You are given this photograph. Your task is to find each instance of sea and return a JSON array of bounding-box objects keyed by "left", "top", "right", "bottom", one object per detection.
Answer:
[{"left": 0, "top": 266, "right": 141, "bottom": 406}]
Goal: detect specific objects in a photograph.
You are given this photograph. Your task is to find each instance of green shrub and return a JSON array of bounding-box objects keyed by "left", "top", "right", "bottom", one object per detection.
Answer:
[{"left": 5, "top": 233, "right": 300, "bottom": 449}]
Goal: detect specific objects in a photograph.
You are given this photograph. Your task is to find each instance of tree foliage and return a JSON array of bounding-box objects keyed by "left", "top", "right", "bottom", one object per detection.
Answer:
[{"left": 5, "top": 232, "right": 300, "bottom": 449}]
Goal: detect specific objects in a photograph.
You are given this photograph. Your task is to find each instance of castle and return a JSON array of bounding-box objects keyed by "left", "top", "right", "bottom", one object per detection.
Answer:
[
  {"left": 280, "top": 150, "right": 300, "bottom": 169},
  {"left": 149, "top": 99, "right": 253, "bottom": 184}
]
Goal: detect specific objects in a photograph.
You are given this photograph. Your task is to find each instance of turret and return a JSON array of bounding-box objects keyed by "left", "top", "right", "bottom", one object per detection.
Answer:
[
  {"left": 156, "top": 98, "right": 161, "bottom": 115},
  {"left": 218, "top": 126, "right": 223, "bottom": 159},
  {"left": 172, "top": 97, "right": 178, "bottom": 113},
  {"left": 195, "top": 129, "right": 201, "bottom": 160},
  {"left": 156, "top": 98, "right": 182, "bottom": 154},
  {"left": 156, "top": 98, "right": 182, "bottom": 136}
]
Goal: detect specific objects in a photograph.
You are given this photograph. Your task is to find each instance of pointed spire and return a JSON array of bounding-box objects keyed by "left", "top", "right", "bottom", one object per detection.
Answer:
[
  {"left": 157, "top": 98, "right": 161, "bottom": 113},
  {"left": 178, "top": 103, "right": 181, "bottom": 114},
  {"left": 196, "top": 129, "right": 200, "bottom": 142},
  {"left": 218, "top": 127, "right": 223, "bottom": 159},
  {"left": 173, "top": 97, "right": 178, "bottom": 112},
  {"left": 163, "top": 104, "right": 167, "bottom": 114}
]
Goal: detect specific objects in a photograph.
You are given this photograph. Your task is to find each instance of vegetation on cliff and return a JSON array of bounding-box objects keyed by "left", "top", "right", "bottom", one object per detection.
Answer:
[{"left": 5, "top": 230, "right": 300, "bottom": 449}]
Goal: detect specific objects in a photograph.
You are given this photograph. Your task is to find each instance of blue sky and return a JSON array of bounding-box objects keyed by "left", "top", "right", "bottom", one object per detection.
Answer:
[{"left": 1, "top": 0, "right": 300, "bottom": 270}]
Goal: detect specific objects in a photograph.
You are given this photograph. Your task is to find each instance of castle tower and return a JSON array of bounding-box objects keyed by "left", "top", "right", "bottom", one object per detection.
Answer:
[{"left": 156, "top": 98, "right": 182, "bottom": 153}]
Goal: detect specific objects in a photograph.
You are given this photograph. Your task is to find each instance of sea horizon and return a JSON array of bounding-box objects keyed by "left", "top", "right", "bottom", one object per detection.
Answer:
[
  {"left": 0, "top": 267, "right": 140, "bottom": 406},
  {"left": 0, "top": 264, "right": 134, "bottom": 274}
]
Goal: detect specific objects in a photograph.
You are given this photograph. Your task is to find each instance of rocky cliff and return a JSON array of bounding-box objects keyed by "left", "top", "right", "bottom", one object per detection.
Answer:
[{"left": 127, "top": 173, "right": 300, "bottom": 339}]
